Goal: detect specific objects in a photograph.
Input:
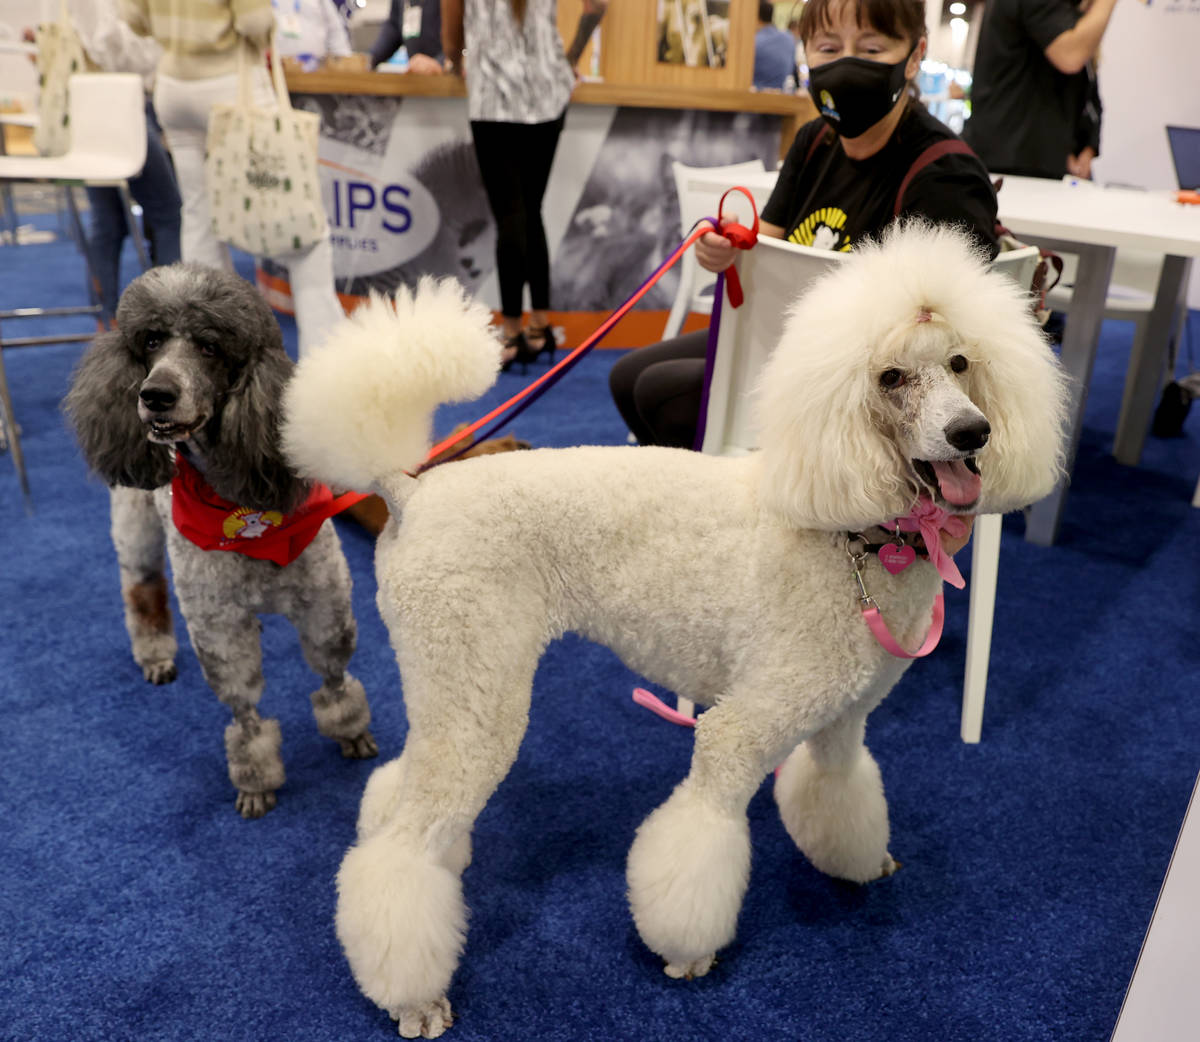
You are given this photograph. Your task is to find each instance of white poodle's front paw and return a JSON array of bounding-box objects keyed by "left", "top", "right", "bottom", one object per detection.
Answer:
[
  {"left": 663, "top": 953, "right": 715, "bottom": 980},
  {"left": 393, "top": 997, "right": 453, "bottom": 1039}
]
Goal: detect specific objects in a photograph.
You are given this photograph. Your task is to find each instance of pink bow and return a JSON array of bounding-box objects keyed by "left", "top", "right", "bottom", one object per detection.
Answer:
[{"left": 893, "top": 497, "right": 969, "bottom": 589}]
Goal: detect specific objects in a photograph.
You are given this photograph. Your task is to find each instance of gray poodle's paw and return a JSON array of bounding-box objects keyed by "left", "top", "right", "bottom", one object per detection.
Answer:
[
  {"left": 663, "top": 953, "right": 716, "bottom": 980},
  {"left": 394, "top": 998, "right": 453, "bottom": 1039},
  {"left": 142, "top": 660, "right": 177, "bottom": 685},
  {"left": 235, "top": 789, "right": 278, "bottom": 819},
  {"left": 337, "top": 730, "right": 379, "bottom": 760}
]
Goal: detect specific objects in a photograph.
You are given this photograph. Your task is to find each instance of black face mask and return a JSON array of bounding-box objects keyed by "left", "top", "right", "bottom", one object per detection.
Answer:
[{"left": 807, "top": 52, "right": 912, "bottom": 139}]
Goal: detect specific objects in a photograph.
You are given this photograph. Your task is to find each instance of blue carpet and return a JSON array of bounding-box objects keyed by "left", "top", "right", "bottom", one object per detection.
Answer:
[{"left": 2, "top": 225, "right": 1200, "bottom": 1042}]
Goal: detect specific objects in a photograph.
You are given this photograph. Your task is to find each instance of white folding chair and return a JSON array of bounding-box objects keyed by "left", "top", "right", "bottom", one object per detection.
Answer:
[
  {"left": 0, "top": 73, "right": 147, "bottom": 507},
  {"left": 691, "top": 238, "right": 1043, "bottom": 742},
  {"left": 661, "top": 159, "right": 769, "bottom": 341}
]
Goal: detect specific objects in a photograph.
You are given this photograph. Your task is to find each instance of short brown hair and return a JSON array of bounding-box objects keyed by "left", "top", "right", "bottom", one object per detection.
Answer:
[{"left": 797, "top": 0, "right": 927, "bottom": 47}]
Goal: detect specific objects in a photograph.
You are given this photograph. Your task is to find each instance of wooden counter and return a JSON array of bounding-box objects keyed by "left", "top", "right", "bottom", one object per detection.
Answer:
[{"left": 284, "top": 70, "right": 818, "bottom": 159}]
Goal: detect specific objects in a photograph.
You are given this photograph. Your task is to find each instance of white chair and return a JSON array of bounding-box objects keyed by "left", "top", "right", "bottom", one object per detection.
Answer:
[
  {"left": 0, "top": 73, "right": 147, "bottom": 507},
  {"left": 690, "top": 238, "right": 1043, "bottom": 742},
  {"left": 661, "top": 159, "right": 769, "bottom": 341}
]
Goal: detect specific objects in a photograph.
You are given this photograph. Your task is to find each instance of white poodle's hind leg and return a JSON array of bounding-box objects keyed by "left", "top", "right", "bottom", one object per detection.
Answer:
[
  {"left": 109, "top": 486, "right": 177, "bottom": 684},
  {"left": 773, "top": 710, "right": 896, "bottom": 883},
  {"left": 337, "top": 654, "right": 537, "bottom": 1036},
  {"left": 291, "top": 559, "right": 377, "bottom": 760}
]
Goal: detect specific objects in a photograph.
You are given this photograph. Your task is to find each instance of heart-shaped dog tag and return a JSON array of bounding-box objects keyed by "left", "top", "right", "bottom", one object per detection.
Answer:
[{"left": 878, "top": 543, "right": 916, "bottom": 575}]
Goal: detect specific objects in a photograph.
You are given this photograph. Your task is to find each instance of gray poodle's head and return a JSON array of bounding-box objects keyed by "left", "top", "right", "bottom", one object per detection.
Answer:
[{"left": 64, "top": 264, "right": 310, "bottom": 512}]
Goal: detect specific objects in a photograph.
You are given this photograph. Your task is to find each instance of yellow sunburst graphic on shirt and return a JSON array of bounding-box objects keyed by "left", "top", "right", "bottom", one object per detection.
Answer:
[{"left": 787, "top": 207, "right": 855, "bottom": 252}]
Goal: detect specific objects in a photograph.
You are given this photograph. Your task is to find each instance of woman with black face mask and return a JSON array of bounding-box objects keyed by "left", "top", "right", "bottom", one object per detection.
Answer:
[{"left": 610, "top": 0, "right": 998, "bottom": 450}]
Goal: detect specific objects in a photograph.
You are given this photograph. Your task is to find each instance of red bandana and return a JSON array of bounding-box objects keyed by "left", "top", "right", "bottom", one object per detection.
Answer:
[{"left": 171, "top": 454, "right": 367, "bottom": 566}]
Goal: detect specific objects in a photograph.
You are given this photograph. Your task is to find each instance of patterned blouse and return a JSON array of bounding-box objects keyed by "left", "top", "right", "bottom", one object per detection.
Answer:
[{"left": 463, "top": 0, "right": 575, "bottom": 124}]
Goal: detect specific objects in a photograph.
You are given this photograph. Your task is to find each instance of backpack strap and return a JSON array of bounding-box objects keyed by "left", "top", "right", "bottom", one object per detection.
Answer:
[
  {"left": 893, "top": 139, "right": 976, "bottom": 216},
  {"left": 804, "top": 124, "right": 835, "bottom": 167}
]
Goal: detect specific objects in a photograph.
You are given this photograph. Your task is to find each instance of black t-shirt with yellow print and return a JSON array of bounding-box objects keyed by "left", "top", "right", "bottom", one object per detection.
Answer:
[{"left": 761, "top": 105, "right": 999, "bottom": 259}]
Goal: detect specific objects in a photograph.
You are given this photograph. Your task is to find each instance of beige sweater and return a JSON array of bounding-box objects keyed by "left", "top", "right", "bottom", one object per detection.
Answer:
[{"left": 121, "top": 0, "right": 275, "bottom": 80}]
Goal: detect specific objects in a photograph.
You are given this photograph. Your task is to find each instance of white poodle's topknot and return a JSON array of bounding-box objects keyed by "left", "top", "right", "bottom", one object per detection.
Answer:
[{"left": 281, "top": 277, "right": 501, "bottom": 494}]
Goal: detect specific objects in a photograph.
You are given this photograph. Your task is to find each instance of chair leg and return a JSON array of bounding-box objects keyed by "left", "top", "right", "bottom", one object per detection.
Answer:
[
  {"left": 117, "top": 181, "right": 151, "bottom": 271},
  {"left": 962, "top": 513, "right": 1002, "bottom": 743},
  {"left": 64, "top": 184, "right": 111, "bottom": 323},
  {"left": 1192, "top": 476, "right": 1200, "bottom": 509},
  {"left": 0, "top": 343, "right": 32, "bottom": 511}
]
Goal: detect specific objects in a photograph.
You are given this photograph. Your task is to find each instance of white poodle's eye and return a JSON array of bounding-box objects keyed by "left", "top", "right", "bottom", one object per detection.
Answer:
[
  {"left": 879, "top": 368, "right": 906, "bottom": 389},
  {"left": 950, "top": 354, "right": 969, "bottom": 374}
]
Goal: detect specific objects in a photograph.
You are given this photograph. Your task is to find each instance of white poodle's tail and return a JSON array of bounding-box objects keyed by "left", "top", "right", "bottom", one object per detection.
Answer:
[{"left": 281, "top": 277, "right": 501, "bottom": 513}]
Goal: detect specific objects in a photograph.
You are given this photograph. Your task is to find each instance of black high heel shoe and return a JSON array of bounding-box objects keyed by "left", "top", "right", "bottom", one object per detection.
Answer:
[
  {"left": 501, "top": 332, "right": 532, "bottom": 373},
  {"left": 523, "top": 324, "right": 558, "bottom": 365}
]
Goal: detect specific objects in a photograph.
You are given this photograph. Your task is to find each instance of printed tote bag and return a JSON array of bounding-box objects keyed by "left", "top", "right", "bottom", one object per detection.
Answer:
[
  {"left": 205, "top": 36, "right": 327, "bottom": 256},
  {"left": 33, "top": 0, "right": 90, "bottom": 156}
]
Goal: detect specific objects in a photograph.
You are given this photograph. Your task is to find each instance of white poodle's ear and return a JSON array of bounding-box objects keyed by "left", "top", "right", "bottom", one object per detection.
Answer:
[
  {"left": 753, "top": 270, "right": 922, "bottom": 532},
  {"left": 964, "top": 317, "right": 1072, "bottom": 515}
]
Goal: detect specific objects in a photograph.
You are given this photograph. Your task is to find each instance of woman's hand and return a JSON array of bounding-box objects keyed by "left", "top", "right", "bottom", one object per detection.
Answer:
[
  {"left": 408, "top": 53, "right": 444, "bottom": 75},
  {"left": 695, "top": 217, "right": 739, "bottom": 273}
]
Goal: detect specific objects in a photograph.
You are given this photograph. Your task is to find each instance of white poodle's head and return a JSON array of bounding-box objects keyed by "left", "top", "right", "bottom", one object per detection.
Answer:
[{"left": 755, "top": 222, "right": 1071, "bottom": 531}]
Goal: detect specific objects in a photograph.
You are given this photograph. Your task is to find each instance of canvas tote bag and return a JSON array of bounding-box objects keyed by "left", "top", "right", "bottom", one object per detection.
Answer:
[
  {"left": 33, "top": 0, "right": 92, "bottom": 156},
  {"left": 204, "top": 34, "right": 327, "bottom": 256}
]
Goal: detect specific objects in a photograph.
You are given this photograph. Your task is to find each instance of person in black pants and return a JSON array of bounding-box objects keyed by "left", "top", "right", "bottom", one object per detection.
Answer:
[
  {"left": 443, "top": 0, "right": 608, "bottom": 369},
  {"left": 610, "top": 0, "right": 999, "bottom": 449}
]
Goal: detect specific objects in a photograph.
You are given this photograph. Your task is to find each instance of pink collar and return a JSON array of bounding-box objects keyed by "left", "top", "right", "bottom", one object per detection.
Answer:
[{"left": 890, "top": 497, "right": 969, "bottom": 590}]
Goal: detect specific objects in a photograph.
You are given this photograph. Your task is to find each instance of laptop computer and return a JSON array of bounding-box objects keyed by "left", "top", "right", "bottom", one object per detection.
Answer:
[{"left": 1166, "top": 125, "right": 1200, "bottom": 190}]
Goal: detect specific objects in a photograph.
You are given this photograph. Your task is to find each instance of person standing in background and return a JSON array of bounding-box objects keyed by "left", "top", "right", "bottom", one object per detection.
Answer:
[
  {"left": 122, "top": 0, "right": 345, "bottom": 356},
  {"left": 442, "top": 0, "right": 608, "bottom": 370},
  {"left": 965, "top": 0, "right": 1118, "bottom": 179},
  {"left": 67, "top": 0, "right": 182, "bottom": 320},
  {"left": 753, "top": 1, "right": 795, "bottom": 90},
  {"left": 370, "top": 0, "right": 443, "bottom": 72}
]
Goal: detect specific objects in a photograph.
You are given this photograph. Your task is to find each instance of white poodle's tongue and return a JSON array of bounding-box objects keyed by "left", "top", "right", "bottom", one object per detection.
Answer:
[{"left": 931, "top": 459, "right": 981, "bottom": 506}]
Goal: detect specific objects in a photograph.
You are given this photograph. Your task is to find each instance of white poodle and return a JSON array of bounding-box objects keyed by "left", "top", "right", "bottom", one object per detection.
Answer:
[{"left": 281, "top": 225, "right": 1070, "bottom": 1037}]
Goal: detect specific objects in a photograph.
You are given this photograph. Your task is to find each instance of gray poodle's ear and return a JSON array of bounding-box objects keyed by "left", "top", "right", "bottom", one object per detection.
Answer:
[
  {"left": 63, "top": 329, "right": 174, "bottom": 489},
  {"left": 204, "top": 344, "right": 310, "bottom": 513}
]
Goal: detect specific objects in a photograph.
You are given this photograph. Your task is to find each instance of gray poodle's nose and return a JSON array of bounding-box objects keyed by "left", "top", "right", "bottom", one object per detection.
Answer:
[
  {"left": 945, "top": 416, "right": 990, "bottom": 452},
  {"left": 139, "top": 382, "right": 179, "bottom": 414}
]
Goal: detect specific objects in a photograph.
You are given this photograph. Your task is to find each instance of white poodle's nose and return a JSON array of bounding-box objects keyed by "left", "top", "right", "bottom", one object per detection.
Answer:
[{"left": 944, "top": 416, "right": 990, "bottom": 452}]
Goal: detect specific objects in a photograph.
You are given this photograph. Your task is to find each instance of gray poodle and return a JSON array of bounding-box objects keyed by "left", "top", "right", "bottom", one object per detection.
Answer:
[{"left": 65, "top": 264, "right": 377, "bottom": 818}]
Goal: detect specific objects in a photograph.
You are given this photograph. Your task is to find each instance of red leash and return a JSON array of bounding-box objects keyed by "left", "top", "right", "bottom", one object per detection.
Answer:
[{"left": 420, "top": 186, "right": 761, "bottom": 469}]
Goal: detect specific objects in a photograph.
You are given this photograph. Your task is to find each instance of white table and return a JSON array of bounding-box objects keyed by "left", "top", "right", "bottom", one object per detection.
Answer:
[{"left": 993, "top": 176, "right": 1200, "bottom": 545}]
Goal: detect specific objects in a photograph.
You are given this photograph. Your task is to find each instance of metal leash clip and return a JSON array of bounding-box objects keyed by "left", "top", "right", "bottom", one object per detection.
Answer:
[{"left": 844, "top": 535, "right": 877, "bottom": 610}]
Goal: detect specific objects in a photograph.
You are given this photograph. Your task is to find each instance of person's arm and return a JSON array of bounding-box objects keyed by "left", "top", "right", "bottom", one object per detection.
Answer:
[
  {"left": 409, "top": 0, "right": 443, "bottom": 60},
  {"left": 441, "top": 0, "right": 464, "bottom": 74},
  {"left": 71, "top": 0, "right": 161, "bottom": 78},
  {"left": 323, "top": 0, "right": 353, "bottom": 58},
  {"left": 369, "top": 0, "right": 404, "bottom": 67},
  {"left": 231, "top": 0, "right": 276, "bottom": 50},
  {"left": 565, "top": 0, "right": 608, "bottom": 70},
  {"left": 1043, "top": 0, "right": 1118, "bottom": 76},
  {"left": 119, "top": 0, "right": 151, "bottom": 37}
]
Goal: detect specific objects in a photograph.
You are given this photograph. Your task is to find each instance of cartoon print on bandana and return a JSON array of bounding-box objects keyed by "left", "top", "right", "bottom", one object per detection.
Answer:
[
  {"left": 787, "top": 205, "right": 854, "bottom": 252},
  {"left": 222, "top": 507, "right": 284, "bottom": 541}
]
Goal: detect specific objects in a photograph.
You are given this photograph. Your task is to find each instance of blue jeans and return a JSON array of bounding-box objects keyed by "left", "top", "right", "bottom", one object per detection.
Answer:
[{"left": 85, "top": 98, "right": 182, "bottom": 317}]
